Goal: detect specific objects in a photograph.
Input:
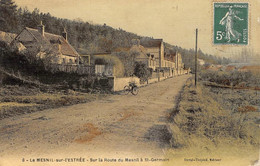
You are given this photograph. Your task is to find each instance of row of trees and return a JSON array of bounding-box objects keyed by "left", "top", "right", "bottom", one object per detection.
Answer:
[{"left": 233, "top": 48, "right": 260, "bottom": 64}]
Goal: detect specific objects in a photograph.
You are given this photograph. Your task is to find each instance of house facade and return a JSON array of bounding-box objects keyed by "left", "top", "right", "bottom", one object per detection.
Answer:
[
  {"left": 130, "top": 41, "right": 157, "bottom": 71},
  {"left": 139, "top": 39, "right": 177, "bottom": 71},
  {"left": 139, "top": 38, "right": 187, "bottom": 77},
  {"left": 140, "top": 38, "right": 164, "bottom": 68},
  {"left": 11, "top": 21, "right": 80, "bottom": 65},
  {"left": 175, "top": 52, "right": 184, "bottom": 75}
]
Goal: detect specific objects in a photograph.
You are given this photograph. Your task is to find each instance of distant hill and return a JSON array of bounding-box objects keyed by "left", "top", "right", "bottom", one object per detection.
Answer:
[{"left": 0, "top": 0, "right": 231, "bottom": 71}]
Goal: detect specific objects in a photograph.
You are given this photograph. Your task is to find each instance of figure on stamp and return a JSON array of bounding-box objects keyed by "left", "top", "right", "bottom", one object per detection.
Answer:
[{"left": 219, "top": 6, "right": 244, "bottom": 43}]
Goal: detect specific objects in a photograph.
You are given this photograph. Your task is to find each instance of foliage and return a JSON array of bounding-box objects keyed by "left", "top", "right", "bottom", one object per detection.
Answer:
[
  {"left": 0, "top": 41, "right": 44, "bottom": 74},
  {"left": 199, "top": 70, "right": 260, "bottom": 87},
  {"left": 170, "top": 79, "right": 259, "bottom": 148},
  {"left": 0, "top": 1, "right": 226, "bottom": 67},
  {"left": 0, "top": 0, "right": 17, "bottom": 32},
  {"left": 210, "top": 87, "right": 260, "bottom": 112},
  {"left": 0, "top": 43, "right": 92, "bottom": 88},
  {"left": 91, "top": 54, "right": 124, "bottom": 77},
  {"left": 0, "top": 3, "right": 141, "bottom": 53},
  {"left": 112, "top": 50, "right": 137, "bottom": 77},
  {"left": 134, "top": 61, "right": 151, "bottom": 82},
  {"left": 233, "top": 48, "right": 260, "bottom": 64}
]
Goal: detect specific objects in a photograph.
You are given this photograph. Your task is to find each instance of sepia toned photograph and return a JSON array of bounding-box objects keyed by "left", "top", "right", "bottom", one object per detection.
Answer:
[{"left": 0, "top": 0, "right": 259, "bottom": 165}]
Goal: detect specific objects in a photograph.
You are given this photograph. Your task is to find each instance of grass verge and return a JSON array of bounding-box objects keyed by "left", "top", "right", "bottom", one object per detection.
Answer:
[
  {"left": 0, "top": 85, "right": 106, "bottom": 119},
  {"left": 166, "top": 78, "right": 259, "bottom": 166}
]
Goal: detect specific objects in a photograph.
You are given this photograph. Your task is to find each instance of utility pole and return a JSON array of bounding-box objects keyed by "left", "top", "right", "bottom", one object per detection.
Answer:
[{"left": 195, "top": 28, "right": 198, "bottom": 87}]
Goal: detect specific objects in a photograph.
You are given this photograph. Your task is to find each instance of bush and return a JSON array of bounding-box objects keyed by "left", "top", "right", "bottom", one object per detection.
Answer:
[
  {"left": 0, "top": 43, "right": 96, "bottom": 89},
  {"left": 199, "top": 70, "right": 260, "bottom": 87},
  {"left": 112, "top": 51, "right": 137, "bottom": 77},
  {"left": 134, "top": 62, "right": 151, "bottom": 82}
]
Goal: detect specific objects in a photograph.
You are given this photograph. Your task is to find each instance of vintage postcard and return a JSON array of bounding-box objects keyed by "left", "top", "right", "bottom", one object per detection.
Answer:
[{"left": 0, "top": 0, "right": 259, "bottom": 166}]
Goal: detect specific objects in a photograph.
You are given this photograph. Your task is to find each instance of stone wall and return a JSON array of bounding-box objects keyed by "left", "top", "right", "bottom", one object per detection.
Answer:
[
  {"left": 110, "top": 70, "right": 189, "bottom": 92},
  {"left": 110, "top": 76, "right": 140, "bottom": 91}
]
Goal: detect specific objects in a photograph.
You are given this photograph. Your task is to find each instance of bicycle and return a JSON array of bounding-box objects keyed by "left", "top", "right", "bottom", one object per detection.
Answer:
[{"left": 124, "top": 82, "right": 139, "bottom": 95}]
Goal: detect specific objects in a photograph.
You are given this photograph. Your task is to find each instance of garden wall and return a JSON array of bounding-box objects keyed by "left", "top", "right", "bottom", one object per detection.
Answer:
[{"left": 110, "top": 76, "right": 140, "bottom": 91}]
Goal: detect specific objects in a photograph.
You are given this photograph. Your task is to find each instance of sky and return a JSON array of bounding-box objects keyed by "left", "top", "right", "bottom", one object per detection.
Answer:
[{"left": 14, "top": 0, "right": 260, "bottom": 60}]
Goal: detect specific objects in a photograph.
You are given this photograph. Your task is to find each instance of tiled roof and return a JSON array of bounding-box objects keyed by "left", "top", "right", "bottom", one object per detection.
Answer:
[
  {"left": 140, "top": 39, "right": 163, "bottom": 47},
  {"left": 25, "top": 27, "right": 79, "bottom": 57},
  {"left": 113, "top": 47, "right": 131, "bottom": 52},
  {"left": 130, "top": 45, "right": 147, "bottom": 53}
]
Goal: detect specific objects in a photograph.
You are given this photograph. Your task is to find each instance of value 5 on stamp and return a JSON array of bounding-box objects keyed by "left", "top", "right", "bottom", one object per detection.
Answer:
[{"left": 214, "top": 3, "right": 248, "bottom": 45}]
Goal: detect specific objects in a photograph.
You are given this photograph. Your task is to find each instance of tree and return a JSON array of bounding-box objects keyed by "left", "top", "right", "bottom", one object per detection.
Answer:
[
  {"left": 134, "top": 62, "right": 151, "bottom": 82},
  {"left": 0, "top": 0, "right": 18, "bottom": 32}
]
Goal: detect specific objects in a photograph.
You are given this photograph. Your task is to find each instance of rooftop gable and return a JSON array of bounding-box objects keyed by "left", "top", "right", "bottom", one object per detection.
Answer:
[
  {"left": 19, "top": 27, "right": 79, "bottom": 57},
  {"left": 140, "top": 38, "right": 163, "bottom": 48}
]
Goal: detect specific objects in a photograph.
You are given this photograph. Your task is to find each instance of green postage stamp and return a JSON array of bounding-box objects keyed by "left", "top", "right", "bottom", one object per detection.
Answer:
[{"left": 213, "top": 2, "right": 248, "bottom": 45}]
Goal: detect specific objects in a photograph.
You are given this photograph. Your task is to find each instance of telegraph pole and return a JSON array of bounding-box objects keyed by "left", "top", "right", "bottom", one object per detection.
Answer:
[{"left": 195, "top": 28, "right": 198, "bottom": 87}]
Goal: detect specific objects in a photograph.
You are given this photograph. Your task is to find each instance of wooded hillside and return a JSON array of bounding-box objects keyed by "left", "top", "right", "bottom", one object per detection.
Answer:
[{"left": 0, "top": 0, "right": 231, "bottom": 69}]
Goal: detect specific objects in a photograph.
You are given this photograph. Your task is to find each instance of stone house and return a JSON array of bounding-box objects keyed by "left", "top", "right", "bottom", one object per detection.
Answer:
[
  {"left": 130, "top": 40, "right": 157, "bottom": 71},
  {"left": 133, "top": 38, "right": 187, "bottom": 77},
  {"left": 175, "top": 52, "right": 184, "bottom": 75},
  {"left": 139, "top": 38, "right": 177, "bottom": 75},
  {"left": 11, "top": 21, "right": 80, "bottom": 65},
  {"left": 140, "top": 38, "right": 164, "bottom": 68},
  {"left": 164, "top": 52, "right": 185, "bottom": 75}
]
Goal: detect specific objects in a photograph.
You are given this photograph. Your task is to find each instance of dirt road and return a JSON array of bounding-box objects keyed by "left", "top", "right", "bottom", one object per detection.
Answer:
[{"left": 0, "top": 75, "right": 190, "bottom": 166}]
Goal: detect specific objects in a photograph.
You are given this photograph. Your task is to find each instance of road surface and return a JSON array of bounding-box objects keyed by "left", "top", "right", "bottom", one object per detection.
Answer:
[{"left": 0, "top": 75, "right": 190, "bottom": 166}]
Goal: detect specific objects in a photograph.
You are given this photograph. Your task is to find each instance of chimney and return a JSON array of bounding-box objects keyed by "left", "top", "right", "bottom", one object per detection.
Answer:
[
  {"left": 62, "top": 28, "right": 67, "bottom": 41},
  {"left": 37, "top": 21, "right": 45, "bottom": 36}
]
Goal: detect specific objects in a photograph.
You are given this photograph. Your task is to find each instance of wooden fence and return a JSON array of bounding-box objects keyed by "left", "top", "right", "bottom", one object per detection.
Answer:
[{"left": 48, "top": 64, "right": 95, "bottom": 75}]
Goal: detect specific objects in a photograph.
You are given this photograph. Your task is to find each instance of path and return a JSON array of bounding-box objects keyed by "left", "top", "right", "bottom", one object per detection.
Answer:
[{"left": 0, "top": 75, "right": 191, "bottom": 166}]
